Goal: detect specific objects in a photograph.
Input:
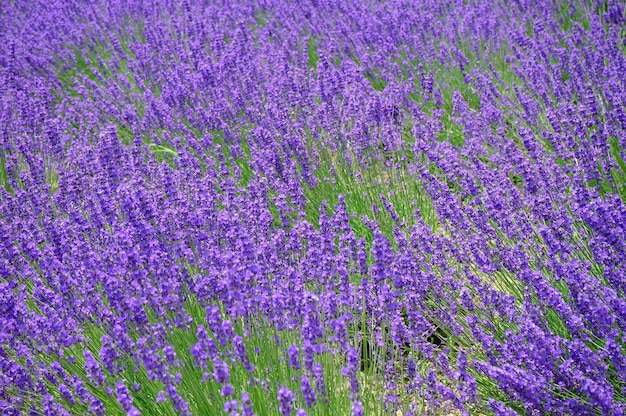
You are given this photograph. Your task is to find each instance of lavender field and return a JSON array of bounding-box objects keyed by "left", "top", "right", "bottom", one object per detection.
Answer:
[{"left": 1, "top": 0, "right": 626, "bottom": 415}]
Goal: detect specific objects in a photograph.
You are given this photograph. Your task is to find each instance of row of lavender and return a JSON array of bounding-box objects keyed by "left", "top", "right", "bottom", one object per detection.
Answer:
[{"left": 2, "top": 0, "right": 626, "bottom": 414}]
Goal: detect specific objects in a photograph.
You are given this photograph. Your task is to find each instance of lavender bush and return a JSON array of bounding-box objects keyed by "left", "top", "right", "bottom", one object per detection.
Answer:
[{"left": 1, "top": 0, "right": 626, "bottom": 414}]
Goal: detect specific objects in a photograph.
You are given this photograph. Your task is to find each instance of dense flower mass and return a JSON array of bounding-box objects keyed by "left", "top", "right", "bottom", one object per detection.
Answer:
[{"left": 1, "top": 0, "right": 626, "bottom": 414}]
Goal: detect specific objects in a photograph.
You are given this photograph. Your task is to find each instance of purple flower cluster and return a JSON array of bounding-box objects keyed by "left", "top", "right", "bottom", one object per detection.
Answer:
[{"left": 1, "top": 0, "right": 626, "bottom": 414}]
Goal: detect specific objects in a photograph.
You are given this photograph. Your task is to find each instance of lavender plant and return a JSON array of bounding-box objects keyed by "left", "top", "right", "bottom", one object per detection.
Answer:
[{"left": 1, "top": 0, "right": 626, "bottom": 415}]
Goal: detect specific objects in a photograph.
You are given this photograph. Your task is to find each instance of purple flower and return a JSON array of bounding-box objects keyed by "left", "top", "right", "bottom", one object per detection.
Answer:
[
  {"left": 58, "top": 384, "right": 74, "bottom": 405},
  {"left": 213, "top": 359, "right": 229, "bottom": 384},
  {"left": 312, "top": 363, "right": 328, "bottom": 402},
  {"left": 224, "top": 399, "right": 238, "bottom": 414},
  {"left": 156, "top": 391, "right": 167, "bottom": 403},
  {"left": 352, "top": 401, "right": 364, "bottom": 416},
  {"left": 100, "top": 336, "right": 121, "bottom": 377},
  {"left": 115, "top": 382, "right": 134, "bottom": 412},
  {"left": 288, "top": 345, "right": 300, "bottom": 370},
  {"left": 300, "top": 375, "right": 317, "bottom": 408},
  {"left": 240, "top": 392, "right": 254, "bottom": 416},
  {"left": 222, "top": 384, "right": 234, "bottom": 397},
  {"left": 127, "top": 407, "right": 141, "bottom": 416},
  {"left": 277, "top": 386, "right": 294, "bottom": 416}
]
